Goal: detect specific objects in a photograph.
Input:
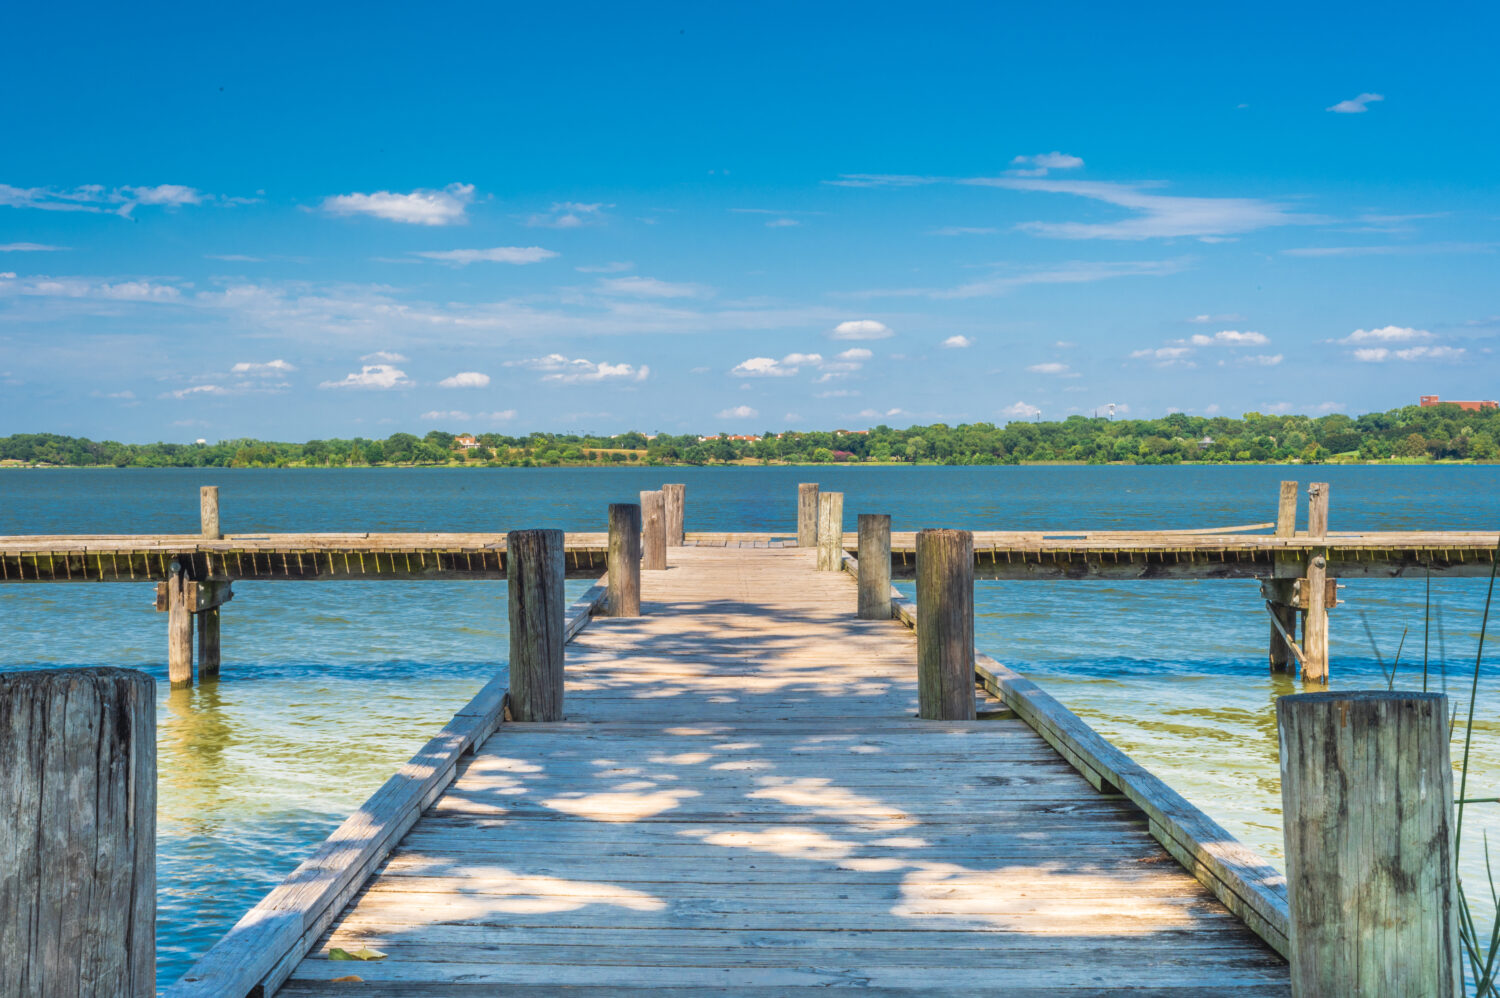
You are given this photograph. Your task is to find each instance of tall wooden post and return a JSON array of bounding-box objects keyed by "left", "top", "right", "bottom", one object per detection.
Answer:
[
  {"left": 662, "top": 484, "right": 686, "bottom": 547},
  {"left": 1303, "top": 556, "right": 1329, "bottom": 682},
  {"left": 1, "top": 667, "right": 156, "bottom": 998},
  {"left": 639, "top": 490, "right": 667, "bottom": 570},
  {"left": 200, "top": 485, "right": 221, "bottom": 539},
  {"left": 1307, "top": 482, "right": 1330, "bottom": 538},
  {"left": 1275, "top": 480, "right": 1298, "bottom": 538},
  {"left": 197, "top": 607, "right": 221, "bottom": 681},
  {"left": 607, "top": 503, "right": 642, "bottom": 617},
  {"left": 507, "top": 529, "right": 565, "bottom": 722},
  {"left": 916, "top": 529, "right": 976, "bottom": 721},
  {"left": 816, "top": 492, "right": 844, "bottom": 571},
  {"left": 1278, "top": 690, "right": 1459, "bottom": 996},
  {"left": 166, "top": 563, "right": 194, "bottom": 687},
  {"left": 1267, "top": 481, "right": 1300, "bottom": 671},
  {"left": 797, "top": 483, "right": 820, "bottom": 547},
  {"left": 857, "top": 513, "right": 892, "bottom": 619}
]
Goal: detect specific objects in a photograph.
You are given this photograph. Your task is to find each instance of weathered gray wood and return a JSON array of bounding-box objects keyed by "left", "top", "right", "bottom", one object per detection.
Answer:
[
  {"left": 1278, "top": 691, "right": 1458, "bottom": 996},
  {"left": 1306, "top": 482, "right": 1329, "bottom": 538},
  {"left": 0, "top": 667, "right": 156, "bottom": 998},
  {"left": 815, "top": 492, "right": 844, "bottom": 571},
  {"left": 1275, "top": 481, "right": 1298, "bottom": 538},
  {"left": 1302, "top": 556, "right": 1328, "bottom": 682},
  {"left": 200, "top": 485, "right": 221, "bottom": 540},
  {"left": 166, "top": 564, "right": 193, "bottom": 686},
  {"left": 639, "top": 491, "right": 667, "bottom": 571},
  {"left": 797, "top": 483, "right": 819, "bottom": 547},
  {"left": 916, "top": 529, "right": 976, "bottom": 720},
  {"left": 507, "top": 529, "right": 565, "bottom": 722},
  {"left": 857, "top": 513, "right": 892, "bottom": 619},
  {"left": 662, "top": 484, "right": 686, "bottom": 547},
  {"left": 607, "top": 504, "right": 641, "bottom": 617},
  {"left": 1262, "top": 579, "right": 1297, "bottom": 672},
  {"left": 196, "top": 607, "right": 221, "bottom": 681}
]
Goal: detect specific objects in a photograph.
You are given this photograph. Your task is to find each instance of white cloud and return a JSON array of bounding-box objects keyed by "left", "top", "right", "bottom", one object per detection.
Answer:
[
  {"left": 717, "top": 405, "right": 759, "bottom": 419},
  {"left": 1182, "top": 330, "right": 1269, "bottom": 346},
  {"left": 1338, "top": 325, "right": 1432, "bottom": 344},
  {"left": 831, "top": 319, "right": 894, "bottom": 340},
  {"left": 1002, "top": 401, "right": 1042, "bottom": 419},
  {"left": 413, "top": 246, "right": 558, "bottom": 265},
  {"left": 0, "top": 183, "right": 210, "bottom": 215},
  {"left": 962, "top": 178, "right": 1318, "bottom": 240},
  {"left": 942, "top": 335, "right": 973, "bottom": 348},
  {"left": 1131, "top": 346, "right": 1194, "bottom": 367},
  {"left": 99, "top": 281, "right": 180, "bottom": 301},
  {"left": 857, "top": 258, "right": 1188, "bottom": 300},
  {"left": 816, "top": 389, "right": 861, "bottom": 398},
  {"left": 1237, "top": 354, "right": 1284, "bottom": 366},
  {"left": 322, "top": 183, "right": 474, "bottom": 226},
  {"left": 362, "top": 350, "right": 408, "bottom": 363},
  {"left": 575, "top": 261, "right": 633, "bottom": 273},
  {"left": 438, "top": 371, "right": 491, "bottom": 388},
  {"left": 1009, "top": 151, "right": 1085, "bottom": 177},
  {"left": 731, "top": 349, "right": 869, "bottom": 379},
  {"left": 1327, "top": 92, "right": 1384, "bottom": 114},
  {"left": 930, "top": 227, "right": 997, "bottom": 236},
  {"left": 1283, "top": 242, "right": 1492, "bottom": 258},
  {"left": 0, "top": 242, "right": 68, "bottom": 252},
  {"left": 731, "top": 356, "right": 803, "bottom": 377},
  {"left": 1353, "top": 345, "right": 1465, "bottom": 363},
  {"left": 505, "top": 354, "right": 649, "bottom": 384},
  {"left": 856, "top": 407, "right": 907, "bottom": 419},
  {"left": 1188, "top": 313, "right": 1246, "bottom": 323},
  {"left": 597, "top": 276, "right": 712, "bottom": 298},
  {"left": 420, "top": 409, "right": 515, "bottom": 422},
  {"left": 124, "top": 184, "right": 203, "bottom": 206},
  {"left": 765, "top": 218, "right": 800, "bottom": 228},
  {"left": 0, "top": 272, "right": 13, "bottom": 279},
  {"left": 824, "top": 174, "right": 941, "bottom": 188},
  {"left": 1027, "top": 362, "right": 1077, "bottom": 376},
  {"left": 231, "top": 359, "right": 296, "bottom": 374},
  {"left": 169, "top": 384, "right": 228, "bottom": 398},
  {"left": 837, "top": 348, "right": 872, "bottom": 361},
  {"left": 319, "top": 364, "right": 413, "bottom": 389},
  {"left": 525, "top": 201, "right": 609, "bottom": 229}
]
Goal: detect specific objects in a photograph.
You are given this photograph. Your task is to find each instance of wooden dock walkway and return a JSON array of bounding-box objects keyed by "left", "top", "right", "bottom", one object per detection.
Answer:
[{"left": 266, "top": 547, "right": 1288, "bottom": 995}]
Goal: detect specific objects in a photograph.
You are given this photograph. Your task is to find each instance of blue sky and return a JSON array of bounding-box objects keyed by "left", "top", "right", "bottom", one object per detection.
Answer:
[{"left": 2, "top": 1, "right": 1496, "bottom": 442}]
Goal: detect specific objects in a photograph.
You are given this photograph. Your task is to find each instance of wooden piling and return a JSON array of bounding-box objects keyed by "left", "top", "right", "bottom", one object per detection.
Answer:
[
  {"left": 1265, "top": 581, "right": 1298, "bottom": 673},
  {"left": 197, "top": 607, "right": 221, "bottom": 681},
  {"left": 0, "top": 667, "right": 156, "bottom": 998},
  {"left": 506, "top": 529, "right": 565, "bottom": 722},
  {"left": 607, "top": 503, "right": 642, "bottom": 617},
  {"left": 200, "top": 486, "right": 221, "bottom": 540},
  {"left": 857, "top": 513, "right": 892, "bottom": 619},
  {"left": 639, "top": 490, "right": 667, "bottom": 570},
  {"left": 166, "top": 563, "right": 194, "bottom": 687},
  {"left": 1275, "top": 480, "right": 1298, "bottom": 538},
  {"left": 797, "top": 483, "right": 819, "bottom": 547},
  {"left": 916, "top": 529, "right": 976, "bottom": 721},
  {"left": 1307, "top": 482, "right": 1329, "bottom": 538},
  {"left": 662, "top": 484, "right": 686, "bottom": 547},
  {"left": 1303, "top": 555, "right": 1329, "bottom": 682},
  {"left": 1278, "top": 690, "right": 1459, "bottom": 996},
  {"left": 816, "top": 492, "right": 844, "bottom": 571}
]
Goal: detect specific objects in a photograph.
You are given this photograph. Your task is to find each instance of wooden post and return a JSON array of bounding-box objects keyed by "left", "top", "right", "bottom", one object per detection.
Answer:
[
  {"left": 816, "top": 492, "right": 844, "bottom": 571},
  {"left": 797, "top": 483, "right": 819, "bottom": 547},
  {"left": 506, "top": 529, "right": 565, "bottom": 722},
  {"left": 1265, "top": 581, "right": 1298, "bottom": 672},
  {"left": 1303, "top": 555, "right": 1329, "bottom": 682},
  {"left": 1275, "top": 480, "right": 1298, "bottom": 537},
  {"left": 197, "top": 607, "right": 221, "bottom": 681},
  {"left": 200, "top": 485, "right": 221, "bottom": 540},
  {"left": 1278, "top": 690, "right": 1459, "bottom": 996},
  {"left": 916, "top": 529, "right": 976, "bottom": 721},
  {"left": 166, "top": 562, "right": 194, "bottom": 687},
  {"left": 662, "top": 484, "right": 686, "bottom": 547},
  {"left": 0, "top": 667, "right": 156, "bottom": 998},
  {"left": 1307, "top": 482, "right": 1329, "bottom": 538},
  {"left": 857, "top": 513, "right": 892, "bottom": 619},
  {"left": 639, "top": 490, "right": 667, "bottom": 570},
  {"left": 607, "top": 503, "right": 642, "bottom": 617}
]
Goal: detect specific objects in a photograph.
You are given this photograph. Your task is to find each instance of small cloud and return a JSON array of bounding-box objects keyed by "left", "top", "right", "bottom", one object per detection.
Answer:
[
  {"left": 1002, "top": 401, "right": 1042, "bottom": 419},
  {"left": 784, "top": 412, "right": 803, "bottom": 422},
  {"left": 1188, "top": 313, "right": 1246, "bottom": 324},
  {"left": 1130, "top": 346, "right": 1195, "bottom": 367},
  {"left": 505, "top": 354, "right": 649, "bottom": 384},
  {"left": 0, "top": 272, "right": 14, "bottom": 279},
  {"left": 731, "top": 356, "right": 806, "bottom": 378},
  {"left": 838, "top": 348, "right": 872, "bottom": 361},
  {"left": 438, "top": 371, "right": 491, "bottom": 388},
  {"left": 765, "top": 218, "right": 800, "bottom": 228},
  {"left": 942, "top": 335, "right": 973, "bottom": 348},
  {"left": 362, "top": 350, "right": 409, "bottom": 363},
  {"left": 1008, "top": 151, "right": 1085, "bottom": 177},
  {"left": 168, "top": 384, "right": 228, "bottom": 399},
  {"left": 1338, "top": 325, "right": 1432, "bottom": 344},
  {"left": 575, "top": 261, "right": 633, "bottom": 273},
  {"left": 717, "top": 405, "right": 759, "bottom": 419},
  {"left": 1027, "top": 362, "right": 1077, "bottom": 376},
  {"left": 1353, "top": 345, "right": 1465, "bottom": 363},
  {"left": 205, "top": 253, "right": 263, "bottom": 262},
  {"left": 322, "top": 183, "right": 474, "bottom": 225},
  {"left": 1054, "top": 340, "right": 1076, "bottom": 348},
  {"left": 413, "top": 246, "right": 558, "bottom": 265},
  {"left": 319, "top": 364, "right": 413, "bottom": 390},
  {"left": 831, "top": 319, "right": 894, "bottom": 340},
  {"left": 231, "top": 359, "right": 296, "bottom": 374},
  {"left": 816, "top": 389, "right": 861, "bottom": 398},
  {"left": 525, "top": 201, "right": 610, "bottom": 229},
  {"left": 420, "top": 409, "right": 516, "bottom": 422},
  {"left": 124, "top": 184, "right": 204, "bottom": 207},
  {"left": 597, "top": 276, "right": 712, "bottom": 298},
  {"left": 1327, "top": 92, "right": 1384, "bottom": 114},
  {"left": 1181, "top": 329, "right": 1269, "bottom": 346},
  {"left": 1238, "top": 354, "right": 1284, "bottom": 366},
  {"left": 0, "top": 242, "right": 68, "bottom": 252},
  {"left": 930, "top": 227, "right": 997, "bottom": 236}
]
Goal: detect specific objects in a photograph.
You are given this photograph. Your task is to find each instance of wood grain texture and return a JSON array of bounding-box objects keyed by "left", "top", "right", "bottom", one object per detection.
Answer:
[
  {"left": 166, "top": 567, "right": 193, "bottom": 687},
  {"left": 815, "top": 492, "right": 844, "bottom": 571},
  {"left": 507, "top": 529, "right": 566, "bottom": 722},
  {"left": 200, "top": 486, "right": 221, "bottom": 540},
  {"left": 1302, "top": 557, "right": 1328, "bottom": 682},
  {"left": 0, "top": 667, "right": 156, "bottom": 998},
  {"left": 797, "top": 483, "right": 819, "bottom": 547},
  {"left": 196, "top": 606, "right": 221, "bottom": 681},
  {"left": 607, "top": 504, "right": 642, "bottom": 617},
  {"left": 640, "top": 491, "right": 667, "bottom": 571},
  {"left": 1274, "top": 482, "right": 1297, "bottom": 539},
  {"left": 1277, "top": 691, "right": 1459, "bottom": 996},
  {"left": 1306, "top": 483, "right": 1329, "bottom": 539},
  {"left": 857, "top": 513, "right": 892, "bottom": 619},
  {"left": 916, "top": 529, "right": 976, "bottom": 721},
  {"left": 662, "top": 484, "right": 686, "bottom": 547}
]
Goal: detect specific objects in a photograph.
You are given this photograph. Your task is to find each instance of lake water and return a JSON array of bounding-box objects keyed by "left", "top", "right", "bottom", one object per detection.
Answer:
[{"left": 2, "top": 465, "right": 1498, "bottom": 984}]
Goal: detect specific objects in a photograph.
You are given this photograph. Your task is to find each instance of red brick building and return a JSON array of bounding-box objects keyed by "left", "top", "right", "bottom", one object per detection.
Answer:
[{"left": 1419, "top": 395, "right": 1498, "bottom": 412}]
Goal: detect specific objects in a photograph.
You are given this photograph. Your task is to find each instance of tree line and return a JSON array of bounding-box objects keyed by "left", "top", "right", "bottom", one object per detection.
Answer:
[{"left": 3, "top": 404, "right": 1498, "bottom": 468}]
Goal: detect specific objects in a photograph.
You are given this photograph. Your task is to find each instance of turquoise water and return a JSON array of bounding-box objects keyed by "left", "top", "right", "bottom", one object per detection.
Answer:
[{"left": 2, "top": 465, "right": 1498, "bottom": 983}]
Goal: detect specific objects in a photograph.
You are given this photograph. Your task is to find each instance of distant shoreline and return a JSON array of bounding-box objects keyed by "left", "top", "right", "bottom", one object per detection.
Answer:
[{"left": 3, "top": 458, "right": 1492, "bottom": 470}]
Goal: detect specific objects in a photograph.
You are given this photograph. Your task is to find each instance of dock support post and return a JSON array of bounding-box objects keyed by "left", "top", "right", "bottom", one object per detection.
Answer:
[
  {"left": 1307, "top": 481, "right": 1330, "bottom": 538},
  {"left": 640, "top": 490, "right": 667, "bottom": 570},
  {"left": 507, "top": 529, "right": 565, "bottom": 721},
  {"left": 816, "top": 492, "right": 844, "bottom": 571},
  {"left": 1276, "top": 480, "right": 1298, "bottom": 538},
  {"left": 662, "top": 484, "right": 686, "bottom": 547},
  {"left": 197, "top": 607, "right": 221, "bottom": 681},
  {"left": 0, "top": 667, "right": 156, "bottom": 998},
  {"left": 1267, "top": 480, "right": 1300, "bottom": 672},
  {"left": 916, "top": 529, "right": 976, "bottom": 721},
  {"left": 166, "top": 562, "right": 194, "bottom": 687},
  {"left": 857, "top": 513, "right": 892, "bottom": 619},
  {"left": 200, "top": 485, "right": 221, "bottom": 539},
  {"left": 1278, "top": 690, "right": 1459, "bottom": 996},
  {"left": 607, "top": 503, "right": 642, "bottom": 617},
  {"left": 1303, "top": 556, "right": 1329, "bottom": 682},
  {"left": 797, "top": 483, "right": 819, "bottom": 547}
]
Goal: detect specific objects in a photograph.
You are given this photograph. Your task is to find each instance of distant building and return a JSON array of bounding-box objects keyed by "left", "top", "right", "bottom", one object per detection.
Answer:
[
  {"left": 1419, "top": 395, "right": 1498, "bottom": 412},
  {"left": 455, "top": 434, "right": 480, "bottom": 448}
]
